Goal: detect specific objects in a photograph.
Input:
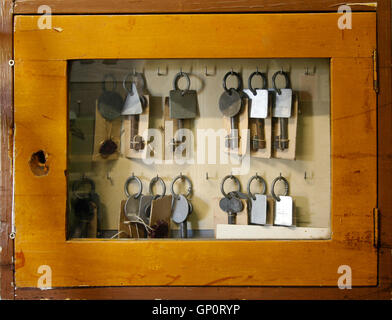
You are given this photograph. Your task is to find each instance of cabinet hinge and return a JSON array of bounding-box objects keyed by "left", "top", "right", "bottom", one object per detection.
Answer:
[
  {"left": 373, "top": 49, "right": 379, "bottom": 94},
  {"left": 373, "top": 207, "right": 379, "bottom": 248}
]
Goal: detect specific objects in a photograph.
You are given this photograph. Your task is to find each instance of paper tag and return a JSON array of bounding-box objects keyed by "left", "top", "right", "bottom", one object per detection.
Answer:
[
  {"left": 272, "top": 88, "right": 292, "bottom": 118},
  {"left": 244, "top": 89, "right": 269, "bottom": 119}
]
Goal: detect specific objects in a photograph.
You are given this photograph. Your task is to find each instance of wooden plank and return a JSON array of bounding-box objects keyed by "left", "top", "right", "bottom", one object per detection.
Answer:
[
  {"left": 330, "top": 58, "right": 377, "bottom": 243},
  {"left": 13, "top": 0, "right": 377, "bottom": 14},
  {"left": 14, "top": 14, "right": 376, "bottom": 61},
  {"left": 377, "top": 0, "right": 392, "bottom": 249},
  {"left": 15, "top": 284, "right": 392, "bottom": 300},
  {"left": 376, "top": 0, "right": 392, "bottom": 299},
  {"left": 0, "top": 0, "right": 15, "bottom": 300},
  {"left": 13, "top": 15, "right": 377, "bottom": 287}
]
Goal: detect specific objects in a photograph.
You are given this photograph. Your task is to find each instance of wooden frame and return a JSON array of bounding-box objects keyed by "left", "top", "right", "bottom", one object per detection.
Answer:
[
  {"left": 1, "top": 0, "right": 391, "bottom": 300},
  {"left": 13, "top": 13, "right": 377, "bottom": 288}
]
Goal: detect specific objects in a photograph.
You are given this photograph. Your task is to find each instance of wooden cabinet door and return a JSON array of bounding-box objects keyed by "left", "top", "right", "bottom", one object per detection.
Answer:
[{"left": 13, "top": 13, "right": 377, "bottom": 287}]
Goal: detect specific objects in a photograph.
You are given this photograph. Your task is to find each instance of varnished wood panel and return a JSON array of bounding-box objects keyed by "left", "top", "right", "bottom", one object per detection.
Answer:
[
  {"left": 14, "top": 14, "right": 376, "bottom": 61},
  {"left": 376, "top": 0, "right": 392, "bottom": 298},
  {"left": 14, "top": 284, "right": 392, "bottom": 300},
  {"left": 0, "top": 0, "right": 15, "bottom": 300},
  {"left": 13, "top": 0, "right": 377, "bottom": 14},
  {"left": 13, "top": 14, "right": 378, "bottom": 288}
]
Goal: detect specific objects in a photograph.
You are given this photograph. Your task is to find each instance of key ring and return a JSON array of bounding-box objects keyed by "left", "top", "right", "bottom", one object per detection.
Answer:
[
  {"left": 72, "top": 177, "right": 95, "bottom": 199},
  {"left": 124, "top": 174, "right": 143, "bottom": 199},
  {"left": 101, "top": 74, "right": 117, "bottom": 92},
  {"left": 247, "top": 174, "right": 267, "bottom": 200},
  {"left": 271, "top": 175, "right": 289, "bottom": 202},
  {"left": 173, "top": 71, "right": 191, "bottom": 95},
  {"left": 170, "top": 174, "right": 192, "bottom": 199},
  {"left": 248, "top": 71, "right": 268, "bottom": 96},
  {"left": 149, "top": 175, "right": 166, "bottom": 198},
  {"left": 123, "top": 71, "right": 145, "bottom": 96},
  {"left": 272, "top": 70, "right": 291, "bottom": 95},
  {"left": 223, "top": 71, "right": 242, "bottom": 94},
  {"left": 220, "top": 174, "right": 241, "bottom": 198}
]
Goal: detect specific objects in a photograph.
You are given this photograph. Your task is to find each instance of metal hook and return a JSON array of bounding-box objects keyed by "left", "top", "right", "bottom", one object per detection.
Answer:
[
  {"left": 205, "top": 66, "right": 215, "bottom": 76},
  {"left": 157, "top": 66, "right": 168, "bottom": 76},
  {"left": 76, "top": 100, "right": 81, "bottom": 117},
  {"left": 304, "top": 66, "right": 316, "bottom": 76},
  {"left": 107, "top": 171, "right": 113, "bottom": 186}
]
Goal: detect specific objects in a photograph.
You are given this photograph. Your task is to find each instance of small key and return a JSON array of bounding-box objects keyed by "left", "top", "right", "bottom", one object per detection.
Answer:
[
  {"left": 219, "top": 71, "right": 243, "bottom": 150},
  {"left": 73, "top": 198, "right": 96, "bottom": 238},
  {"left": 247, "top": 174, "right": 268, "bottom": 225},
  {"left": 124, "top": 174, "right": 143, "bottom": 221},
  {"left": 219, "top": 194, "right": 243, "bottom": 224},
  {"left": 122, "top": 74, "right": 147, "bottom": 151},
  {"left": 245, "top": 71, "right": 269, "bottom": 151},
  {"left": 169, "top": 72, "right": 198, "bottom": 152},
  {"left": 172, "top": 195, "right": 190, "bottom": 238},
  {"left": 97, "top": 74, "right": 123, "bottom": 121},
  {"left": 138, "top": 195, "right": 154, "bottom": 225},
  {"left": 272, "top": 71, "right": 292, "bottom": 151},
  {"left": 271, "top": 175, "right": 294, "bottom": 227}
]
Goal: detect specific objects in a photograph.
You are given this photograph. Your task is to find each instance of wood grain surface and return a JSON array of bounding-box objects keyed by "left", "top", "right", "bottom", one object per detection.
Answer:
[
  {"left": 14, "top": 14, "right": 376, "bottom": 61},
  {"left": 0, "top": 0, "right": 15, "bottom": 300},
  {"left": 13, "top": 0, "right": 377, "bottom": 14},
  {"left": 12, "top": 13, "right": 378, "bottom": 288},
  {"left": 376, "top": 0, "right": 392, "bottom": 299}
]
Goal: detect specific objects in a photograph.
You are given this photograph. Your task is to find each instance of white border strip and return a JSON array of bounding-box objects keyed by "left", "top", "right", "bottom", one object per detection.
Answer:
[{"left": 216, "top": 224, "right": 330, "bottom": 240}]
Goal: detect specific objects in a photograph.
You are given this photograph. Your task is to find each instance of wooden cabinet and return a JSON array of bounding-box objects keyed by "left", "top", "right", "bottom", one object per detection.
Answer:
[
  {"left": 12, "top": 13, "right": 378, "bottom": 288},
  {"left": 0, "top": 0, "right": 390, "bottom": 302}
]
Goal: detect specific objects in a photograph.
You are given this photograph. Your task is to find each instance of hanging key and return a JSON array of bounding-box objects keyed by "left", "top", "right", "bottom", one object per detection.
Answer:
[
  {"left": 170, "top": 174, "right": 193, "bottom": 238},
  {"left": 97, "top": 74, "right": 124, "bottom": 121},
  {"left": 244, "top": 70, "right": 269, "bottom": 151},
  {"left": 247, "top": 174, "right": 268, "bottom": 225},
  {"left": 122, "top": 72, "right": 147, "bottom": 151},
  {"left": 272, "top": 70, "right": 292, "bottom": 151},
  {"left": 219, "top": 175, "right": 243, "bottom": 224},
  {"left": 271, "top": 174, "right": 294, "bottom": 227},
  {"left": 71, "top": 176, "right": 100, "bottom": 238},
  {"left": 139, "top": 175, "right": 166, "bottom": 226},
  {"left": 169, "top": 71, "right": 198, "bottom": 152},
  {"left": 123, "top": 174, "right": 143, "bottom": 221},
  {"left": 219, "top": 71, "right": 243, "bottom": 150}
]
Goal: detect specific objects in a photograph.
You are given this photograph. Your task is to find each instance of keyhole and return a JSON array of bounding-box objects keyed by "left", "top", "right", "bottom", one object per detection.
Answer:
[{"left": 29, "top": 150, "right": 49, "bottom": 176}]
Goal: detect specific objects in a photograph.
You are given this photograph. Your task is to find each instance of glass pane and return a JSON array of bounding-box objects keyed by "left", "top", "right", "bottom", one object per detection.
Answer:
[{"left": 67, "top": 59, "right": 330, "bottom": 240}]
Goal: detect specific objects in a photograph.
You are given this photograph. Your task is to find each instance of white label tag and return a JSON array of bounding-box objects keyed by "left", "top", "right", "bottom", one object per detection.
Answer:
[
  {"left": 121, "top": 83, "right": 142, "bottom": 115},
  {"left": 274, "top": 196, "right": 293, "bottom": 226},
  {"left": 272, "top": 88, "right": 292, "bottom": 118},
  {"left": 250, "top": 194, "right": 267, "bottom": 225},
  {"left": 244, "top": 89, "right": 269, "bottom": 119}
]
